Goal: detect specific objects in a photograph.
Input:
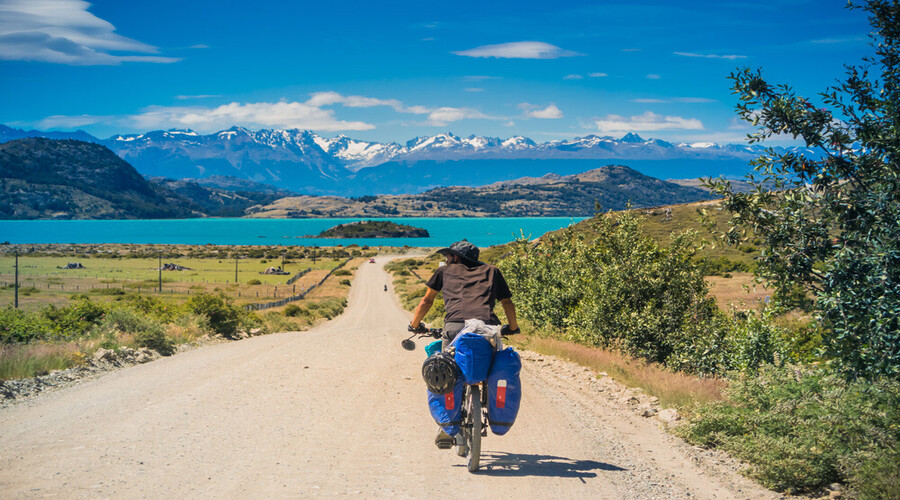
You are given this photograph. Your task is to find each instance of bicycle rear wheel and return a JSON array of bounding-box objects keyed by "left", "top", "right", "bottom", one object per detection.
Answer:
[{"left": 467, "top": 384, "right": 482, "bottom": 472}]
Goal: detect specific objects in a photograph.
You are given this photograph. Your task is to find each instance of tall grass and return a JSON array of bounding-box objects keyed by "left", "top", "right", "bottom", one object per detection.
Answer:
[
  {"left": 0, "top": 343, "right": 83, "bottom": 380},
  {"left": 509, "top": 334, "right": 724, "bottom": 408}
]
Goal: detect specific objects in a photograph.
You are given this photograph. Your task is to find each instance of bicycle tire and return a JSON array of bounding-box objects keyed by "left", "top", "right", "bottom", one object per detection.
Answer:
[{"left": 467, "top": 384, "right": 482, "bottom": 472}]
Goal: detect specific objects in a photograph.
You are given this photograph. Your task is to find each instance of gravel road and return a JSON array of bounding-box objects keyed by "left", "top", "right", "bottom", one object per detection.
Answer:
[{"left": 0, "top": 258, "right": 784, "bottom": 499}]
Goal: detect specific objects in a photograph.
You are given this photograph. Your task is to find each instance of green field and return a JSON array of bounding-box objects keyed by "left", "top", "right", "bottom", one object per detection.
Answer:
[{"left": 0, "top": 244, "right": 374, "bottom": 311}]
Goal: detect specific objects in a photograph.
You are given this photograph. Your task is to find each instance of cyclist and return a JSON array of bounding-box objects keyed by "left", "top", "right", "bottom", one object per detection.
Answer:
[{"left": 408, "top": 240, "right": 519, "bottom": 448}]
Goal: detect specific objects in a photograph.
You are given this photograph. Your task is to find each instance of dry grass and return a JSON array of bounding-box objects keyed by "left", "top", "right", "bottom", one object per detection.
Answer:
[
  {"left": 706, "top": 272, "right": 772, "bottom": 311},
  {"left": 509, "top": 335, "right": 724, "bottom": 408},
  {"left": 0, "top": 342, "right": 85, "bottom": 380}
]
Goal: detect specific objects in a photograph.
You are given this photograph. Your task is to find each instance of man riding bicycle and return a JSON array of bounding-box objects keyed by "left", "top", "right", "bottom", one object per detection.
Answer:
[{"left": 408, "top": 240, "right": 520, "bottom": 449}]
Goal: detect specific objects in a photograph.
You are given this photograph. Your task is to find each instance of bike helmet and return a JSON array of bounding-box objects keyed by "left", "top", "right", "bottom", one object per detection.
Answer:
[{"left": 422, "top": 351, "right": 458, "bottom": 395}]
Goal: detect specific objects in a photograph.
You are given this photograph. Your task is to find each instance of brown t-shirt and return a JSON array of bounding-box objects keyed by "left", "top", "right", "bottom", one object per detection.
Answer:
[{"left": 425, "top": 262, "right": 512, "bottom": 324}]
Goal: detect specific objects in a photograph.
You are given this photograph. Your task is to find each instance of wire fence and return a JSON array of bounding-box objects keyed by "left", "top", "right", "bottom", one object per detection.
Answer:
[
  {"left": 243, "top": 258, "right": 352, "bottom": 311},
  {"left": 286, "top": 268, "right": 312, "bottom": 285}
]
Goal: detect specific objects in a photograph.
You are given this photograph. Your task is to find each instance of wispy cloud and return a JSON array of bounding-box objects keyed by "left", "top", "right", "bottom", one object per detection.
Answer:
[
  {"left": 808, "top": 36, "right": 865, "bottom": 44},
  {"left": 674, "top": 51, "right": 746, "bottom": 60},
  {"left": 175, "top": 94, "right": 222, "bottom": 100},
  {"left": 675, "top": 97, "right": 717, "bottom": 103},
  {"left": 36, "top": 114, "right": 104, "bottom": 129},
  {"left": 631, "top": 97, "right": 717, "bottom": 104},
  {"left": 563, "top": 74, "right": 583, "bottom": 80},
  {"left": 592, "top": 111, "right": 703, "bottom": 134},
  {"left": 463, "top": 75, "right": 501, "bottom": 81},
  {"left": 424, "top": 107, "right": 489, "bottom": 126},
  {"left": 519, "top": 103, "right": 563, "bottom": 119},
  {"left": 588, "top": 72, "right": 608, "bottom": 78},
  {"left": 37, "top": 91, "right": 501, "bottom": 133},
  {"left": 130, "top": 101, "right": 375, "bottom": 132},
  {"left": 646, "top": 74, "right": 662, "bottom": 80},
  {"left": 453, "top": 41, "right": 581, "bottom": 59},
  {"left": 0, "top": 0, "right": 179, "bottom": 65},
  {"left": 464, "top": 88, "right": 484, "bottom": 92}
]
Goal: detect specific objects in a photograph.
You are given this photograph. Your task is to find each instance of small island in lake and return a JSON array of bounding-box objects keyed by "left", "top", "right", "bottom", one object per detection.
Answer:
[{"left": 316, "top": 220, "right": 430, "bottom": 238}]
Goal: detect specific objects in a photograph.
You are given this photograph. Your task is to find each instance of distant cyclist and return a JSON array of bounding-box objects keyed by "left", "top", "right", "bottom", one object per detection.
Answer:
[{"left": 408, "top": 240, "right": 519, "bottom": 448}]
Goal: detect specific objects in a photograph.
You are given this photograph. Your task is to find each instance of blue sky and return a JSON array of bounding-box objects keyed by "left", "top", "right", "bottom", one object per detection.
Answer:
[{"left": 0, "top": 0, "right": 873, "bottom": 144}]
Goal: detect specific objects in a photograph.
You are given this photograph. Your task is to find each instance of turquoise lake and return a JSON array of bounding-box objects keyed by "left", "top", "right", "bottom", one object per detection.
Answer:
[{"left": 0, "top": 217, "right": 586, "bottom": 247}]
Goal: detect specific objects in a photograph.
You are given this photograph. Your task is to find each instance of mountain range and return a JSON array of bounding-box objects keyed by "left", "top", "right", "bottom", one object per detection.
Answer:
[
  {"left": 0, "top": 124, "right": 817, "bottom": 195},
  {"left": 0, "top": 138, "right": 713, "bottom": 220}
]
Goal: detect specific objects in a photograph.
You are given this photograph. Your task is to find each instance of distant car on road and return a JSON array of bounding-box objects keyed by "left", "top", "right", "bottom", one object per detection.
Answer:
[{"left": 369, "top": 258, "right": 376, "bottom": 263}]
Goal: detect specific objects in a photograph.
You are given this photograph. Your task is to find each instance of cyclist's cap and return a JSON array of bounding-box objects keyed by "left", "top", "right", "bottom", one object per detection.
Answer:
[{"left": 436, "top": 240, "right": 482, "bottom": 265}]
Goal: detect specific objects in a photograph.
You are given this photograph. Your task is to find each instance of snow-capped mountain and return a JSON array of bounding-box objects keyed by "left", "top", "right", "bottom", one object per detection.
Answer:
[{"left": 1, "top": 124, "right": 819, "bottom": 195}]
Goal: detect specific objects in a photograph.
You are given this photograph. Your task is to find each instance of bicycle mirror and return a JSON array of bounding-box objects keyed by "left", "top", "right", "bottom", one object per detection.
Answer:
[{"left": 401, "top": 339, "right": 416, "bottom": 351}]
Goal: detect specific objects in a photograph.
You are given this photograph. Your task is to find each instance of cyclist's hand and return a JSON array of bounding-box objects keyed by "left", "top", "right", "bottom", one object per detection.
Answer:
[
  {"left": 501, "top": 325, "right": 521, "bottom": 336},
  {"left": 408, "top": 323, "right": 428, "bottom": 334}
]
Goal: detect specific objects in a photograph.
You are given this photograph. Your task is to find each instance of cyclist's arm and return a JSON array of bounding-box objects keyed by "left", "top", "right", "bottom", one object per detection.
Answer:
[
  {"left": 500, "top": 298, "right": 519, "bottom": 331},
  {"left": 410, "top": 286, "right": 439, "bottom": 329}
]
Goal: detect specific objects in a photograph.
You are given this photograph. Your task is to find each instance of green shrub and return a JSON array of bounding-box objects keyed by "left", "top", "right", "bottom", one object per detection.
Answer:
[
  {"left": 0, "top": 307, "right": 53, "bottom": 344},
  {"left": 185, "top": 293, "right": 242, "bottom": 338},
  {"left": 333, "top": 269, "right": 352, "bottom": 276},
  {"left": 247, "top": 279, "right": 262, "bottom": 285},
  {"left": 680, "top": 365, "right": 900, "bottom": 495},
  {"left": 42, "top": 298, "right": 107, "bottom": 340},
  {"left": 339, "top": 279, "right": 351, "bottom": 286},
  {"left": 283, "top": 304, "right": 305, "bottom": 317},
  {"left": 501, "top": 211, "right": 719, "bottom": 368}
]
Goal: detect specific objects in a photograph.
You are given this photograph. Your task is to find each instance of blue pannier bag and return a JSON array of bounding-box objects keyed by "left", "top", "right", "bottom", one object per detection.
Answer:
[
  {"left": 487, "top": 347, "right": 522, "bottom": 435},
  {"left": 453, "top": 332, "right": 494, "bottom": 384},
  {"left": 427, "top": 376, "right": 464, "bottom": 435}
]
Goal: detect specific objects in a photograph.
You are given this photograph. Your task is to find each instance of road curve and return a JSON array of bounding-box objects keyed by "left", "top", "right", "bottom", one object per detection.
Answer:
[{"left": 0, "top": 258, "right": 779, "bottom": 499}]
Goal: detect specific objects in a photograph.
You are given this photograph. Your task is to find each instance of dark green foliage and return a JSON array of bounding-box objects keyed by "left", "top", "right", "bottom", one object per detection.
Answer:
[
  {"left": 185, "top": 292, "right": 243, "bottom": 338},
  {"left": 283, "top": 304, "right": 305, "bottom": 317},
  {"left": 318, "top": 220, "right": 429, "bottom": 238},
  {"left": 681, "top": 366, "right": 900, "bottom": 496},
  {"left": 705, "top": 1, "right": 900, "bottom": 379}
]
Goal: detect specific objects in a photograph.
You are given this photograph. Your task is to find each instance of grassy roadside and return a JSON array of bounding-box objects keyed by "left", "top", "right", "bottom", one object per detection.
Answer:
[{"left": 1, "top": 248, "right": 366, "bottom": 380}]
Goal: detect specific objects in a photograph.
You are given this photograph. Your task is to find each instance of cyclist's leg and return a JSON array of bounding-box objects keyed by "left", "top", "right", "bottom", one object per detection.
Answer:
[{"left": 441, "top": 321, "right": 465, "bottom": 350}]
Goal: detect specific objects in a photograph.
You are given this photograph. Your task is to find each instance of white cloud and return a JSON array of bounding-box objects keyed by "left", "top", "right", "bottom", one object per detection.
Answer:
[
  {"left": 563, "top": 74, "right": 583, "bottom": 80},
  {"left": 128, "top": 101, "right": 375, "bottom": 132},
  {"left": 674, "top": 51, "right": 747, "bottom": 60},
  {"left": 425, "top": 107, "right": 488, "bottom": 126},
  {"left": 588, "top": 72, "right": 608, "bottom": 78},
  {"left": 631, "top": 97, "right": 717, "bottom": 104},
  {"left": 646, "top": 74, "right": 662, "bottom": 80},
  {"left": 0, "top": 0, "right": 179, "bottom": 65},
  {"left": 175, "top": 94, "right": 221, "bottom": 100},
  {"left": 592, "top": 111, "right": 703, "bottom": 134},
  {"left": 519, "top": 103, "right": 563, "bottom": 119},
  {"left": 674, "top": 97, "right": 717, "bottom": 103},
  {"left": 463, "top": 75, "right": 501, "bottom": 81},
  {"left": 464, "top": 87, "right": 484, "bottom": 92},
  {"left": 36, "top": 114, "right": 103, "bottom": 129},
  {"left": 36, "top": 90, "right": 500, "bottom": 133},
  {"left": 453, "top": 41, "right": 581, "bottom": 59}
]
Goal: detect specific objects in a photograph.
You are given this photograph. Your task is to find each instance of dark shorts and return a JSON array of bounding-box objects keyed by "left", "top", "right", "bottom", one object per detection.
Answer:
[{"left": 441, "top": 322, "right": 465, "bottom": 351}]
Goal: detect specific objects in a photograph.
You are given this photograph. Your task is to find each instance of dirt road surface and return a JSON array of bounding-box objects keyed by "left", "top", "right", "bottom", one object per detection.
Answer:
[{"left": 0, "top": 258, "right": 780, "bottom": 499}]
